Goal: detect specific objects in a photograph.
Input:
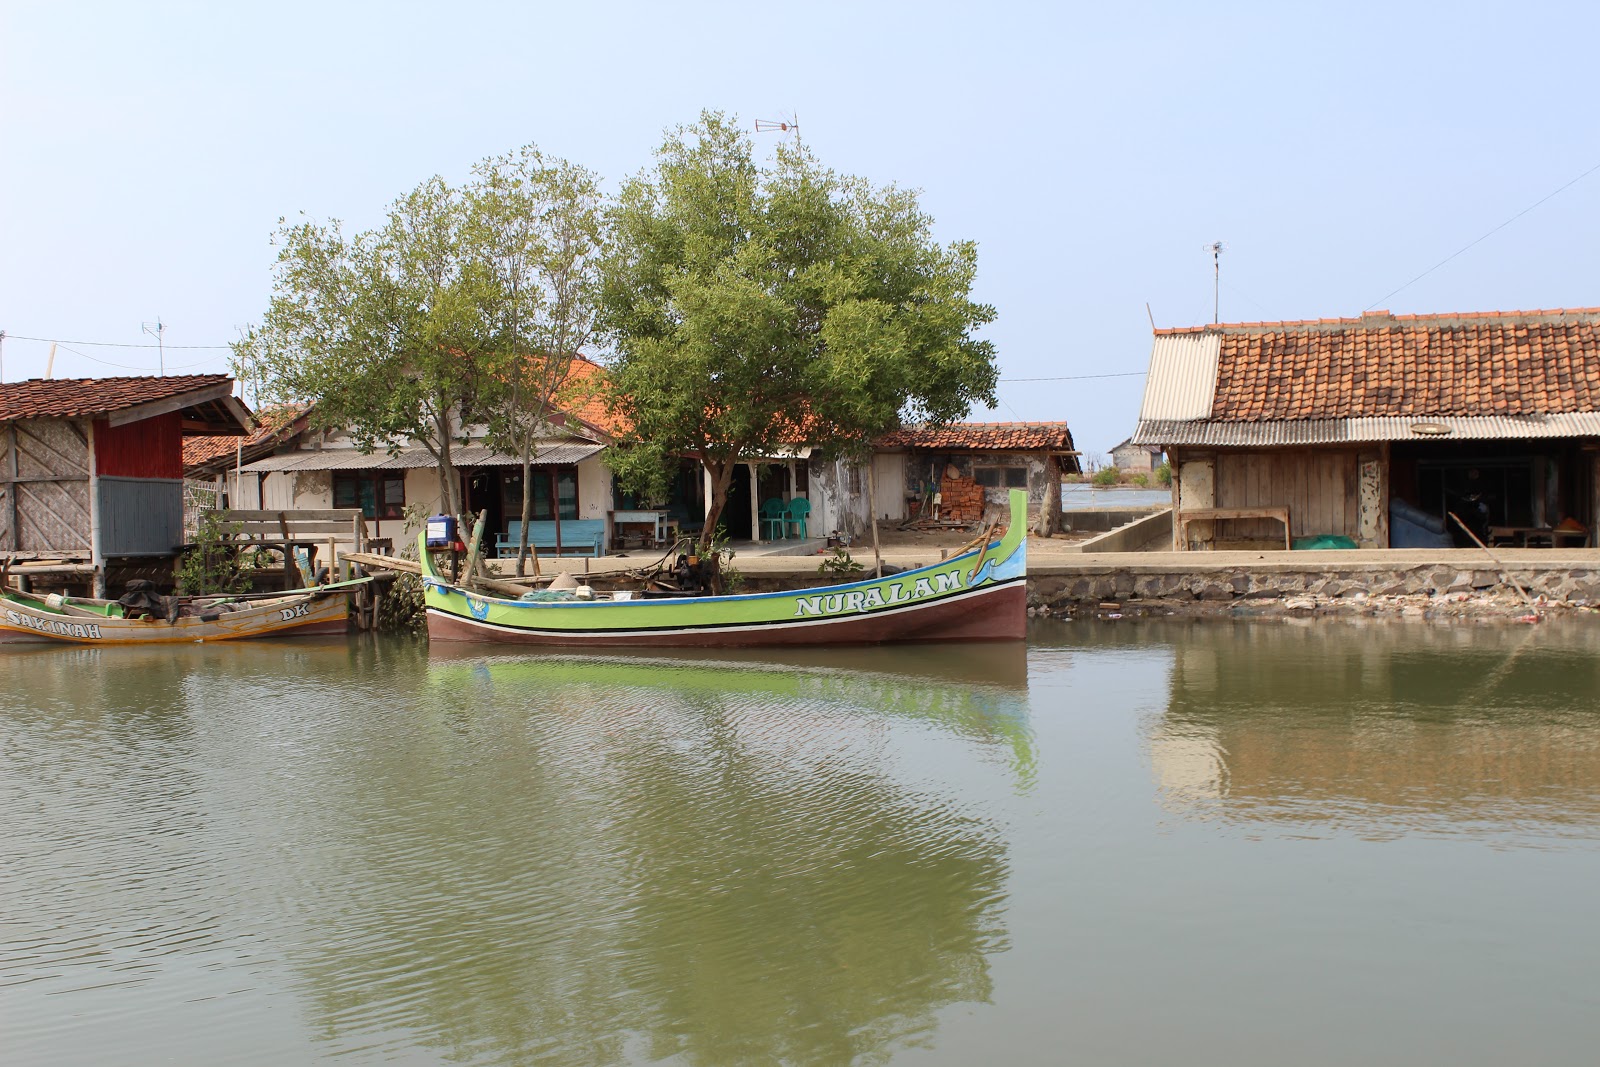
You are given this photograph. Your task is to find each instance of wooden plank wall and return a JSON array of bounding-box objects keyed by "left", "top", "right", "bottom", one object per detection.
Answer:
[
  {"left": 1214, "top": 448, "right": 1361, "bottom": 542},
  {"left": 2, "top": 419, "right": 93, "bottom": 555}
]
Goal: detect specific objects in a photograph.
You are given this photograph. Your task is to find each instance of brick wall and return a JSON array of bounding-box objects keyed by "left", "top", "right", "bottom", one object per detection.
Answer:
[{"left": 939, "top": 471, "right": 985, "bottom": 523}]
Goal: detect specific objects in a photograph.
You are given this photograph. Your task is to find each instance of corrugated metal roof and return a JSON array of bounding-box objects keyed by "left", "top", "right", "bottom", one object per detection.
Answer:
[
  {"left": 1132, "top": 413, "right": 1600, "bottom": 447},
  {"left": 239, "top": 442, "right": 604, "bottom": 473},
  {"left": 1137, "top": 333, "right": 1218, "bottom": 421}
]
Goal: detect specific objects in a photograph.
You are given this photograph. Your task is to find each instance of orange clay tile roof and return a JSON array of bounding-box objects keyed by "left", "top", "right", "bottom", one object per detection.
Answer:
[
  {"left": 878, "top": 421, "right": 1077, "bottom": 450},
  {"left": 1159, "top": 309, "right": 1600, "bottom": 421},
  {"left": 559, "top": 356, "right": 625, "bottom": 436},
  {"left": 182, "top": 403, "right": 311, "bottom": 473},
  {"left": 0, "top": 374, "right": 233, "bottom": 421}
]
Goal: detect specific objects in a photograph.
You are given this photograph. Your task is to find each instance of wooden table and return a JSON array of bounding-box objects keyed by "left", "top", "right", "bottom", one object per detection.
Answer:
[
  {"left": 1178, "top": 506, "right": 1292, "bottom": 550},
  {"left": 1490, "top": 526, "right": 1555, "bottom": 548},
  {"left": 610, "top": 509, "right": 669, "bottom": 547}
]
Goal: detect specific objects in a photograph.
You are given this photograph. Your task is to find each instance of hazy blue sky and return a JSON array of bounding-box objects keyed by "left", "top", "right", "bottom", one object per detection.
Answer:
[{"left": 3, "top": 1, "right": 1598, "bottom": 454}]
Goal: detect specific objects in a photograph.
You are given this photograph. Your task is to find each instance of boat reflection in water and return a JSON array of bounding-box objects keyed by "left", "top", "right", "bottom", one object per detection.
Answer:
[
  {"left": 282, "top": 642, "right": 1033, "bottom": 1065},
  {"left": 1146, "top": 618, "right": 1600, "bottom": 843}
]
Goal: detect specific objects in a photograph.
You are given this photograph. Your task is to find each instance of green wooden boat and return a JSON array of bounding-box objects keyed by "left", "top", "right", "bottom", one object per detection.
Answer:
[{"left": 421, "top": 489, "right": 1029, "bottom": 647}]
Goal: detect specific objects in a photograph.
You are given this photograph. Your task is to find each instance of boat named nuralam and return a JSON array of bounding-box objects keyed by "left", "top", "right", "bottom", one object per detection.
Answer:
[{"left": 421, "top": 489, "right": 1029, "bottom": 647}]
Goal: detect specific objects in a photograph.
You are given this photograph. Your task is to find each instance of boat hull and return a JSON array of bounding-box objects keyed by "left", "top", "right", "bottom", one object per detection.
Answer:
[
  {"left": 427, "top": 579, "right": 1025, "bottom": 647},
  {"left": 422, "top": 489, "right": 1030, "bottom": 648},
  {"left": 0, "top": 590, "right": 352, "bottom": 645}
]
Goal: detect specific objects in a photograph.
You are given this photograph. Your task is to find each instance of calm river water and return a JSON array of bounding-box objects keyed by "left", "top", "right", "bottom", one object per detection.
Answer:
[{"left": 5, "top": 620, "right": 1600, "bottom": 1065}]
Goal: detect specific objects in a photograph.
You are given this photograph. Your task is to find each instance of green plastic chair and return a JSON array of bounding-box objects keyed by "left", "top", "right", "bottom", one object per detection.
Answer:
[
  {"left": 760, "top": 498, "right": 787, "bottom": 540},
  {"left": 784, "top": 497, "right": 811, "bottom": 539}
]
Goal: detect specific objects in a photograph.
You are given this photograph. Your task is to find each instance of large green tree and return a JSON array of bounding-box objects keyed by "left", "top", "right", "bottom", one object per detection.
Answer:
[
  {"left": 233, "top": 178, "right": 495, "bottom": 519},
  {"left": 467, "top": 146, "right": 606, "bottom": 575},
  {"left": 599, "top": 112, "right": 998, "bottom": 550}
]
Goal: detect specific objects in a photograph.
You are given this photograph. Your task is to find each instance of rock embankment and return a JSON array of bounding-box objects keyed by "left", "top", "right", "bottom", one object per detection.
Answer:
[{"left": 1028, "top": 565, "right": 1600, "bottom": 619}]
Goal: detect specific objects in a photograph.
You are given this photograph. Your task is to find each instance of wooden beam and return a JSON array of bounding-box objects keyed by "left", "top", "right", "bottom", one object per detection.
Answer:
[
  {"left": 86, "top": 418, "right": 104, "bottom": 597},
  {"left": 339, "top": 550, "right": 420, "bottom": 574},
  {"left": 222, "top": 520, "right": 360, "bottom": 537},
  {"left": 223, "top": 509, "right": 363, "bottom": 522},
  {"left": 105, "top": 382, "right": 236, "bottom": 428},
  {"left": 0, "top": 474, "right": 92, "bottom": 485}
]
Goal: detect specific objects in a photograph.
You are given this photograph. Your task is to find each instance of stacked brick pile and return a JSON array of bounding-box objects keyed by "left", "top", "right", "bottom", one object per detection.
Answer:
[{"left": 938, "top": 472, "right": 985, "bottom": 523}]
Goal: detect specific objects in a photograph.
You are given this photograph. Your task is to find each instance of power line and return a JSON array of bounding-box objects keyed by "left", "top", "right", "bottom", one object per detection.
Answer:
[
  {"left": 999, "top": 371, "right": 1146, "bottom": 383},
  {"left": 1, "top": 333, "right": 233, "bottom": 350},
  {"left": 1365, "top": 157, "right": 1600, "bottom": 311},
  {"left": 50, "top": 343, "right": 227, "bottom": 375}
]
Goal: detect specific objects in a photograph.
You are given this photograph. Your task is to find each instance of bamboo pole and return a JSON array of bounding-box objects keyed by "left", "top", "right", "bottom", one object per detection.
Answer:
[
  {"left": 462, "top": 509, "right": 488, "bottom": 583},
  {"left": 1448, "top": 511, "right": 1541, "bottom": 618}
]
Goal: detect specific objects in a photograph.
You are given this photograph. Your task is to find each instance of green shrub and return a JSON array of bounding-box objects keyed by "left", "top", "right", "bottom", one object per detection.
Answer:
[
  {"left": 1091, "top": 466, "right": 1120, "bottom": 487},
  {"left": 1131, "top": 472, "right": 1150, "bottom": 487},
  {"left": 1154, "top": 460, "right": 1173, "bottom": 487},
  {"left": 818, "top": 546, "right": 864, "bottom": 578},
  {"left": 377, "top": 572, "right": 426, "bottom": 634},
  {"left": 175, "top": 512, "right": 253, "bottom": 595},
  {"left": 708, "top": 524, "right": 744, "bottom": 593}
]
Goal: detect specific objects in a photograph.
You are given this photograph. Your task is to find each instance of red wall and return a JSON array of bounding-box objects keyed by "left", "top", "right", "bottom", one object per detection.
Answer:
[{"left": 94, "top": 412, "right": 183, "bottom": 479}]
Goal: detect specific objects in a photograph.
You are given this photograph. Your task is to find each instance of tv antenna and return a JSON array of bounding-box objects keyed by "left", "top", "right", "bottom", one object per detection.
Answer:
[
  {"left": 142, "top": 317, "right": 166, "bottom": 374},
  {"left": 1205, "top": 242, "right": 1225, "bottom": 324},
  {"left": 755, "top": 112, "right": 800, "bottom": 136}
]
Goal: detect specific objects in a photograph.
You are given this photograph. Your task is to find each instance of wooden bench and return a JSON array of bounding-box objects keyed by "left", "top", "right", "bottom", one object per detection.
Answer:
[
  {"left": 1178, "top": 506, "right": 1291, "bottom": 550},
  {"left": 495, "top": 519, "right": 605, "bottom": 557}
]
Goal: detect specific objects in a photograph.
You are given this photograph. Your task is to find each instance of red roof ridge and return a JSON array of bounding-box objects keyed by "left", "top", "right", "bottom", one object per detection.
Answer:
[{"left": 1153, "top": 307, "right": 1600, "bottom": 336}]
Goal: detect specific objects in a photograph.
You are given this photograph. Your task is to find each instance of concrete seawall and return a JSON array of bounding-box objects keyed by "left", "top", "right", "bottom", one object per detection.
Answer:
[{"left": 1026, "top": 549, "right": 1600, "bottom": 617}]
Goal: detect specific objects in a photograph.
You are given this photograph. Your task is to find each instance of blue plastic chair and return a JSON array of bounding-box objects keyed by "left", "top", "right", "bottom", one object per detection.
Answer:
[
  {"left": 760, "top": 498, "right": 787, "bottom": 540},
  {"left": 784, "top": 497, "right": 811, "bottom": 539}
]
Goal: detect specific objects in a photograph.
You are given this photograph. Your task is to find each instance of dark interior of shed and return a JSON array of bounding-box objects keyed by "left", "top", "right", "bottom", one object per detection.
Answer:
[{"left": 1390, "top": 440, "right": 1595, "bottom": 547}]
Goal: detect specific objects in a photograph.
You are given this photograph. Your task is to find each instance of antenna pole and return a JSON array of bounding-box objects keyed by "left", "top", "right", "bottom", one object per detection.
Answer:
[
  {"left": 1212, "top": 243, "right": 1221, "bottom": 324},
  {"left": 142, "top": 318, "right": 166, "bottom": 374},
  {"left": 0, "top": 330, "right": 6, "bottom": 383}
]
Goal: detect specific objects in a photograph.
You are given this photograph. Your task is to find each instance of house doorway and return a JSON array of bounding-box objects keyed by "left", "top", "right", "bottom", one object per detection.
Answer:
[
  {"left": 722, "top": 464, "right": 754, "bottom": 540},
  {"left": 464, "top": 470, "right": 505, "bottom": 540}
]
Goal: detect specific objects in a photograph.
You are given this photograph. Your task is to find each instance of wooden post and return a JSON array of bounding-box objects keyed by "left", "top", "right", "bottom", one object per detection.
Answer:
[
  {"left": 86, "top": 419, "right": 105, "bottom": 597},
  {"left": 278, "top": 512, "right": 300, "bottom": 588},
  {"left": 5, "top": 422, "right": 19, "bottom": 552},
  {"left": 749, "top": 461, "right": 761, "bottom": 543},
  {"left": 462, "top": 509, "right": 489, "bottom": 585},
  {"left": 553, "top": 477, "right": 564, "bottom": 558}
]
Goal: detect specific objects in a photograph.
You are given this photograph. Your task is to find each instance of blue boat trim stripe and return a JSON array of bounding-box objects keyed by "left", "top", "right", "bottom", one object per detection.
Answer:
[{"left": 424, "top": 540, "right": 1000, "bottom": 609}]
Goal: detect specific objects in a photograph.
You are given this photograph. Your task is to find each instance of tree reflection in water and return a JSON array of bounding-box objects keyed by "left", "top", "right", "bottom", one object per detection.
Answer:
[{"left": 282, "top": 645, "right": 1032, "bottom": 1065}]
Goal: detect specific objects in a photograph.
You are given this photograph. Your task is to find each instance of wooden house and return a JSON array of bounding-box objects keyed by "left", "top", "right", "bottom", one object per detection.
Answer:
[
  {"left": 823, "top": 422, "right": 1081, "bottom": 535},
  {"left": 1110, "top": 437, "right": 1163, "bottom": 472},
  {"left": 1, "top": 375, "right": 252, "bottom": 592},
  {"left": 220, "top": 358, "right": 627, "bottom": 549},
  {"left": 1131, "top": 309, "right": 1600, "bottom": 550}
]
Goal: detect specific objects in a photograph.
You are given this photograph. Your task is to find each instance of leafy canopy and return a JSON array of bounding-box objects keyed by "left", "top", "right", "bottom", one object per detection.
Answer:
[{"left": 600, "top": 112, "right": 998, "bottom": 519}]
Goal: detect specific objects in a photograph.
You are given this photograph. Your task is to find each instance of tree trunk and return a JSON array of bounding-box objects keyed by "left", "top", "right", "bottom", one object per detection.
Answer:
[
  {"left": 434, "top": 411, "right": 462, "bottom": 520},
  {"left": 515, "top": 453, "right": 539, "bottom": 577},
  {"left": 1036, "top": 452, "right": 1062, "bottom": 536},
  {"left": 864, "top": 458, "right": 883, "bottom": 579},
  {"left": 700, "top": 458, "right": 735, "bottom": 553}
]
